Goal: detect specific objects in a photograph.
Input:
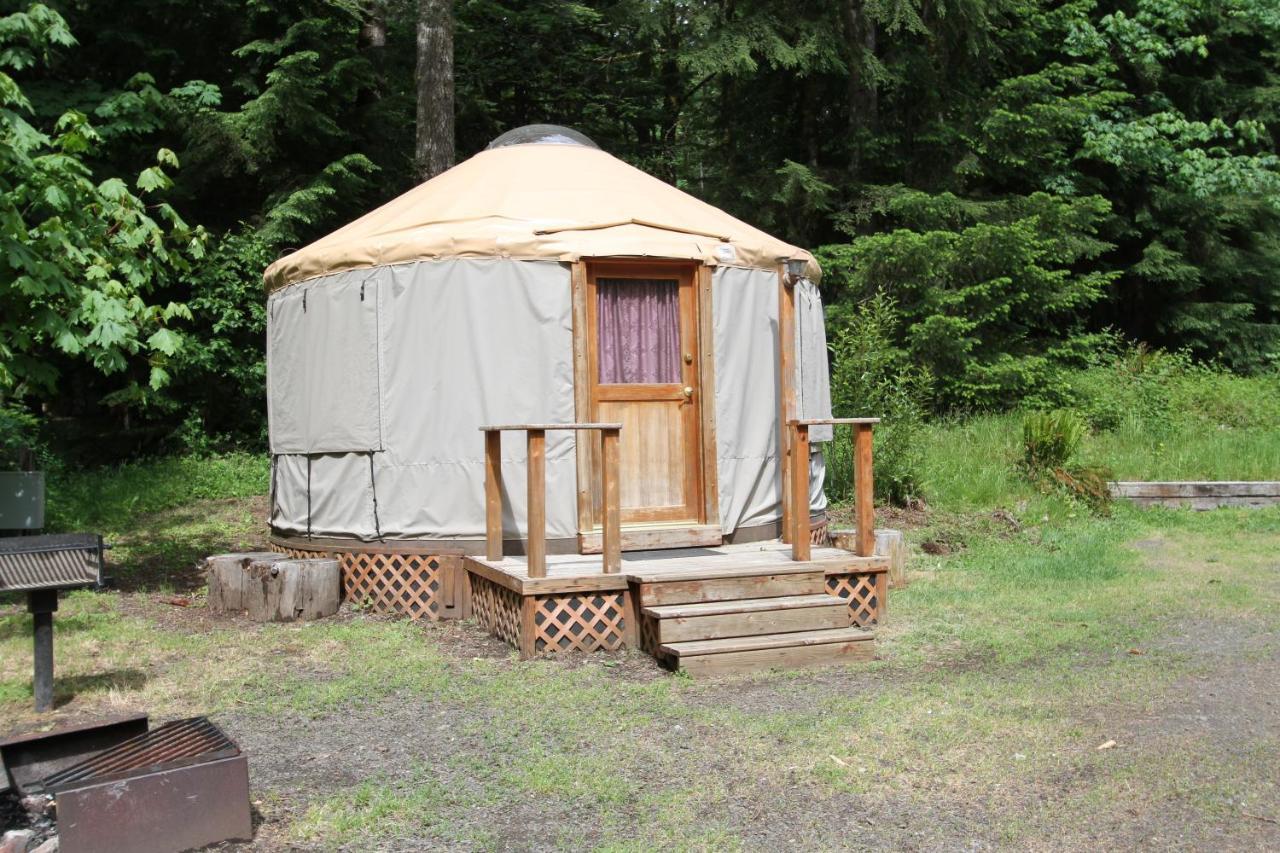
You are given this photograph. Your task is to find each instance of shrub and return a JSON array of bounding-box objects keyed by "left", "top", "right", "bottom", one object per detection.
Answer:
[
  {"left": 1167, "top": 364, "right": 1280, "bottom": 430},
  {"left": 815, "top": 191, "right": 1115, "bottom": 412},
  {"left": 1045, "top": 343, "right": 1187, "bottom": 432},
  {"left": 825, "top": 294, "right": 931, "bottom": 503},
  {"left": 0, "top": 404, "right": 51, "bottom": 470},
  {"left": 165, "top": 228, "right": 272, "bottom": 450},
  {"left": 1045, "top": 342, "right": 1280, "bottom": 437}
]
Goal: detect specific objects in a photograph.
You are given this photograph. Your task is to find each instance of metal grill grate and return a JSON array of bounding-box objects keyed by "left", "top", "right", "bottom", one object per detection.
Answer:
[
  {"left": 41, "top": 717, "right": 238, "bottom": 793},
  {"left": 0, "top": 533, "right": 103, "bottom": 591}
]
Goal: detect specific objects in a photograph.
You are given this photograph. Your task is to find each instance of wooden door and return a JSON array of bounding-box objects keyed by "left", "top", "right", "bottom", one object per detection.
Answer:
[{"left": 586, "top": 262, "right": 704, "bottom": 525}]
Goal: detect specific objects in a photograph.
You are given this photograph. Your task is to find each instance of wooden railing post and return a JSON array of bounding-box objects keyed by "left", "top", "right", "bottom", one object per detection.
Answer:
[
  {"left": 601, "top": 427, "right": 621, "bottom": 573},
  {"left": 788, "top": 417, "right": 880, "bottom": 561},
  {"left": 778, "top": 271, "right": 798, "bottom": 543},
  {"left": 855, "top": 422, "right": 875, "bottom": 557},
  {"left": 484, "top": 429, "right": 503, "bottom": 560},
  {"left": 790, "top": 422, "right": 811, "bottom": 561},
  {"left": 526, "top": 428, "right": 547, "bottom": 578},
  {"left": 480, "top": 422, "right": 623, "bottom": 576}
]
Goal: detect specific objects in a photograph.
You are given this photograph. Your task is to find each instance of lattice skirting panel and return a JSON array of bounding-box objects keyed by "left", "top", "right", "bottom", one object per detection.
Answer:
[
  {"left": 470, "top": 574, "right": 523, "bottom": 649},
  {"left": 532, "top": 591, "right": 626, "bottom": 654},
  {"left": 825, "top": 571, "right": 887, "bottom": 627},
  {"left": 343, "top": 553, "right": 448, "bottom": 621},
  {"left": 638, "top": 611, "right": 661, "bottom": 657},
  {"left": 810, "top": 514, "right": 830, "bottom": 546},
  {"left": 269, "top": 542, "right": 458, "bottom": 621},
  {"left": 468, "top": 574, "right": 629, "bottom": 658},
  {"left": 270, "top": 543, "right": 323, "bottom": 561}
]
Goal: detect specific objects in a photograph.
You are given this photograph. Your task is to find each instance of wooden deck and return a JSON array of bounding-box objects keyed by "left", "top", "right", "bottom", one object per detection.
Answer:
[
  {"left": 464, "top": 540, "right": 888, "bottom": 594},
  {"left": 463, "top": 540, "right": 890, "bottom": 674}
]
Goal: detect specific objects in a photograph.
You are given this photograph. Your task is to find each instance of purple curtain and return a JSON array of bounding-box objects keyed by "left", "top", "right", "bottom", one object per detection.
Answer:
[{"left": 597, "top": 278, "right": 681, "bottom": 384}]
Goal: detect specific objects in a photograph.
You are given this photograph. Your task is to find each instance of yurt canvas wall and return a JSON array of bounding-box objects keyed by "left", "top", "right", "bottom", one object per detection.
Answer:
[{"left": 266, "top": 258, "right": 832, "bottom": 545}]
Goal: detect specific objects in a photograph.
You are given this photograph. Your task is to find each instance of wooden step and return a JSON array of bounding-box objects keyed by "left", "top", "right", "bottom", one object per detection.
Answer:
[
  {"left": 644, "top": 594, "right": 850, "bottom": 643},
  {"left": 628, "top": 562, "right": 829, "bottom": 584},
  {"left": 659, "top": 626, "right": 874, "bottom": 676},
  {"left": 637, "top": 569, "right": 826, "bottom": 607}
]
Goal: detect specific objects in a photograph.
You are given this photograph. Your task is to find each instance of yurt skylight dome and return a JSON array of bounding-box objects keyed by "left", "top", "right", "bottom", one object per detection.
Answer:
[{"left": 486, "top": 124, "right": 599, "bottom": 150}]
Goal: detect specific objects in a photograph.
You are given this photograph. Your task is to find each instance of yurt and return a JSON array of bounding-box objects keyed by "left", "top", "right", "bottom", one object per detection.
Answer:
[{"left": 263, "top": 125, "right": 886, "bottom": 666}]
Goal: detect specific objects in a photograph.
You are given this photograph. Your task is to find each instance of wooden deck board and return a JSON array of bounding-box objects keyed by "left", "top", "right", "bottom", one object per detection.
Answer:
[
  {"left": 643, "top": 593, "right": 841, "bottom": 619},
  {"left": 661, "top": 625, "right": 873, "bottom": 657},
  {"left": 675, "top": 638, "right": 875, "bottom": 676},
  {"left": 465, "top": 540, "right": 887, "bottom": 592},
  {"left": 653, "top": 600, "right": 851, "bottom": 644}
]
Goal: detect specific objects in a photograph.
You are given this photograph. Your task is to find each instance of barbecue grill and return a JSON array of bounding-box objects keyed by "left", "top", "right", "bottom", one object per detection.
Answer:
[{"left": 0, "top": 533, "right": 105, "bottom": 711}]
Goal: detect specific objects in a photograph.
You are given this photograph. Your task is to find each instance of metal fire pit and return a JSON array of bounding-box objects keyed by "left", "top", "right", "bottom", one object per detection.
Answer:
[
  {"left": 1, "top": 713, "right": 149, "bottom": 795},
  {"left": 0, "top": 533, "right": 105, "bottom": 711},
  {"left": 40, "top": 717, "right": 252, "bottom": 853}
]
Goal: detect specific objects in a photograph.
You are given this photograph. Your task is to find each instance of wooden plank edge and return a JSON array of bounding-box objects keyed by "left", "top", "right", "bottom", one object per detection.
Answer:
[
  {"left": 578, "top": 524, "right": 722, "bottom": 554},
  {"left": 643, "top": 593, "right": 844, "bottom": 618},
  {"left": 676, "top": 639, "right": 875, "bottom": 676},
  {"left": 629, "top": 564, "right": 830, "bottom": 583},
  {"left": 818, "top": 557, "right": 890, "bottom": 575},
  {"left": 1110, "top": 481, "right": 1280, "bottom": 497},
  {"left": 662, "top": 626, "right": 875, "bottom": 657}
]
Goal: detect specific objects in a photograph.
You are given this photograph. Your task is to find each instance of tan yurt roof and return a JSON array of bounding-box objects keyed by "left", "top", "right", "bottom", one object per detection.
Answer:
[{"left": 263, "top": 131, "right": 818, "bottom": 290}]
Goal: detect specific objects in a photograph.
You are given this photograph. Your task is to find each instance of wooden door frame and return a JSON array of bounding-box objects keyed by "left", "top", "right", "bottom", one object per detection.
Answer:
[{"left": 570, "top": 259, "right": 719, "bottom": 544}]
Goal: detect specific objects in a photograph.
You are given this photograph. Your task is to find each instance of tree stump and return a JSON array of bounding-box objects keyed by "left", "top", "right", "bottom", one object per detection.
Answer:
[
  {"left": 206, "top": 552, "right": 283, "bottom": 613},
  {"left": 206, "top": 553, "right": 340, "bottom": 621},
  {"left": 830, "top": 528, "right": 907, "bottom": 588}
]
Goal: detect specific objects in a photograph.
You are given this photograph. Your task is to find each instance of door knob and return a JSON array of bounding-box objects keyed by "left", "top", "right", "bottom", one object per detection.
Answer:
[{"left": 682, "top": 386, "right": 693, "bottom": 398}]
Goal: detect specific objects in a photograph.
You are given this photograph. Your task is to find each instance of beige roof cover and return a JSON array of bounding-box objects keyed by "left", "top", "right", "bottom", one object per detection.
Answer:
[{"left": 263, "top": 142, "right": 819, "bottom": 290}]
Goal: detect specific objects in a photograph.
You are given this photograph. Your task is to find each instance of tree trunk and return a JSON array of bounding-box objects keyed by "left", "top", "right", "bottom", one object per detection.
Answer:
[
  {"left": 206, "top": 552, "right": 284, "bottom": 613},
  {"left": 357, "top": 1, "right": 388, "bottom": 107},
  {"left": 359, "top": 2, "right": 387, "bottom": 51},
  {"left": 658, "top": 2, "right": 682, "bottom": 181},
  {"left": 415, "top": 0, "right": 455, "bottom": 182},
  {"left": 840, "top": 0, "right": 878, "bottom": 177}
]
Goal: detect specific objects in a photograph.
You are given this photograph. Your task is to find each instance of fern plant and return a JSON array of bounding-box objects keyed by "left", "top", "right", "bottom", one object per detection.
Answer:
[
  {"left": 1022, "top": 410, "right": 1085, "bottom": 471},
  {"left": 1022, "top": 410, "right": 1112, "bottom": 512}
]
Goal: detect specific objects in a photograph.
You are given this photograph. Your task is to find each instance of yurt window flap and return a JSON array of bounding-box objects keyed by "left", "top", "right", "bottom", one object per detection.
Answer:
[
  {"left": 374, "top": 259, "right": 578, "bottom": 539},
  {"left": 267, "top": 272, "right": 383, "bottom": 454},
  {"left": 271, "top": 453, "right": 378, "bottom": 539}
]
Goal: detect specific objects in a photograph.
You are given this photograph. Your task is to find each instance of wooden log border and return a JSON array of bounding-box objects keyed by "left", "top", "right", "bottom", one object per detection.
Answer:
[{"left": 1108, "top": 481, "right": 1280, "bottom": 509}]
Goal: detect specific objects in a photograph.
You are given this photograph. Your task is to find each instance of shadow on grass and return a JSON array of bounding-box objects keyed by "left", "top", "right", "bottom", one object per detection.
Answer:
[
  {"left": 105, "top": 496, "right": 269, "bottom": 594},
  {"left": 0, "top": 610, "right": 114, "bottom": 642},
  {"left": 53, "top": 669, "right": 149, "bottom": 708},
  {"left": 2, "top": 669, "right": 149, "bottom": 710}
]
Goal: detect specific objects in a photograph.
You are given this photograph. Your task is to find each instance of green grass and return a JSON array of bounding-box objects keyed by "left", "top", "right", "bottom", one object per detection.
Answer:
[
  {"left": 23, "top": 452, "right": 272, "bottom": 591},
  {"left": 44, "top": 451, "right": 269, "bottom": 533},
  {"left": 911, "top": 410, "right": 1280, "bottom": 510},
  {"left": 1084, "top": 415, "right": 1280, "bottom": 480}
]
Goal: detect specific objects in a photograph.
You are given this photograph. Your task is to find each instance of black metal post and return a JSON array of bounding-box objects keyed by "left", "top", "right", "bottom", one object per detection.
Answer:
[{"left": 28, "top": 588, "right": 57, "bottom": 712}]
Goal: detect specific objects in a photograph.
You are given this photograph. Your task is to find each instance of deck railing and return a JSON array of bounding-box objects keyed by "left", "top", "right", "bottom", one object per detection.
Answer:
[
  {"left": 480, "top": 423, "right": 623, "bottom": 578},
  {"left": 789, "top": 418, "right": 880, "bottom": 561}
]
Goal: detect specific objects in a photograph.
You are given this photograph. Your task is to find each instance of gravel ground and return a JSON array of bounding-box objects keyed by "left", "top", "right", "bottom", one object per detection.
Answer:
[{"left": 211, "top": 614, "right": 1280, "bottom": 851}]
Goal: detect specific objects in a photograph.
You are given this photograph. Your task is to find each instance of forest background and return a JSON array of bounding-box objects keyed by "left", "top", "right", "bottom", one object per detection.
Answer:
[{"left": 2, "top": 0, "right": 1277, "bottom": 496}]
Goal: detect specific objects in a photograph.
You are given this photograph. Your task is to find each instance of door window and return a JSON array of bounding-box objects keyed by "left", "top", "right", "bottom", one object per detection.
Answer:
[{"left": 595, "top": 278, "right": 680, "bottom": 384}]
